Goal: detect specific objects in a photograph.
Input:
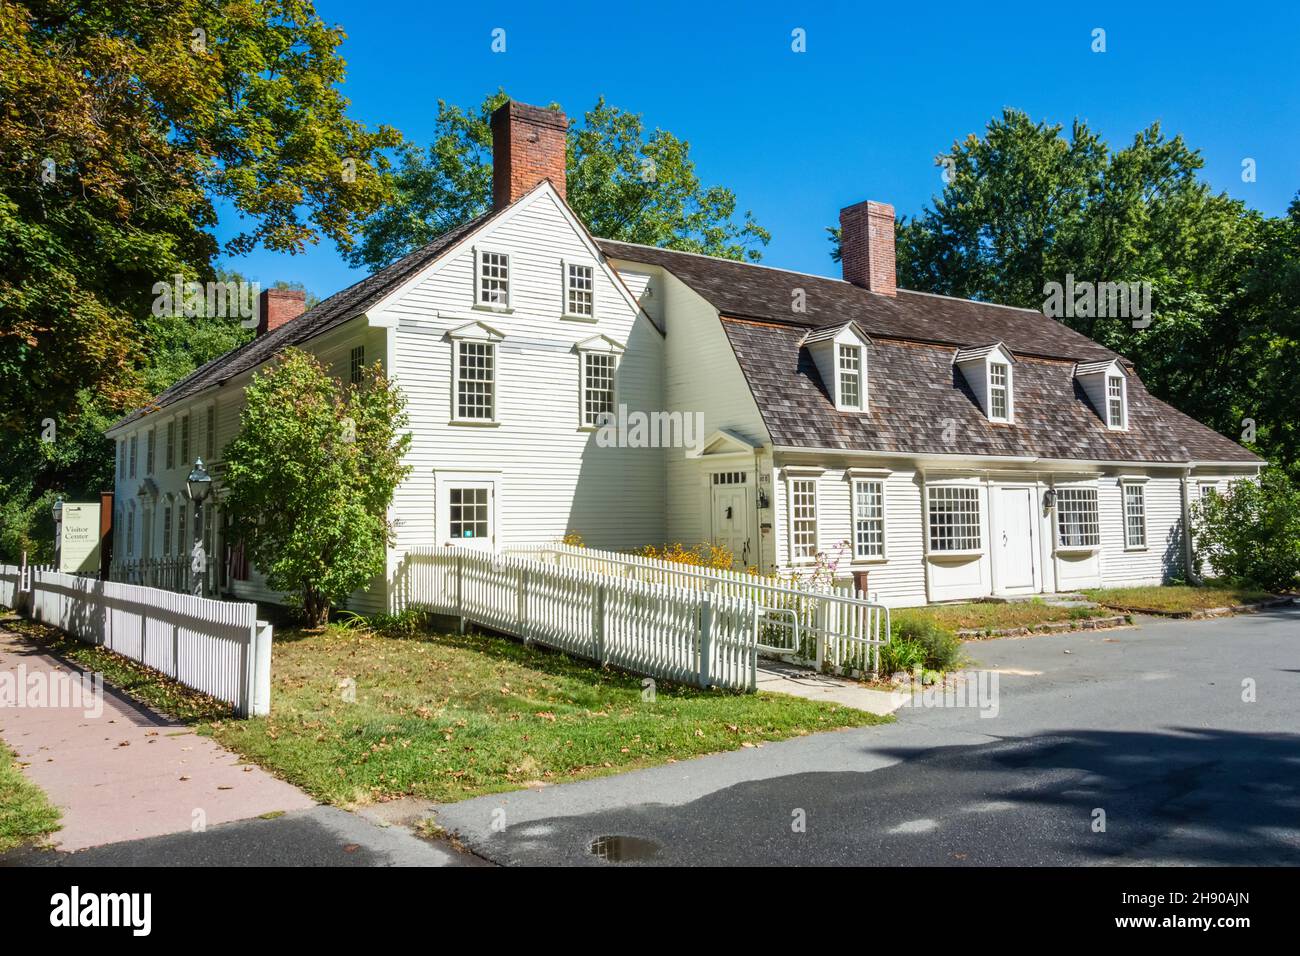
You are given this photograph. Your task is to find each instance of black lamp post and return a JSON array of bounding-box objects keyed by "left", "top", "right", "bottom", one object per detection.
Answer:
[
  {"left": 52, "top": 495, "right": 63, "bottom": 571},
  {"left": 185, "top": 459, "right": 212, "bottom": 596}
]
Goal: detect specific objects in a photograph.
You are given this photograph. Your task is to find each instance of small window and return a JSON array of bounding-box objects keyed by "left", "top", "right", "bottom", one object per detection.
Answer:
[
  {"left": 927, "top": 486, "right": 981, "bottom": 552},
  {"left": 350, "top": 345, "right": 365, "bottom": 385},
  {"left": 1056, "top": 487, "right": 1100, "bottom": 548},
  {"left": 180, "top": 414, "right": 191, "bottom": 465},
  {"left": 449, "top": 487, "right": 490, "bottom": 540},
  {"left": 566, "top": 263, "right": 594, "bottom": 317},
  {"left": 852, "top": 479, "right": 884, "bottom": 559},
  {"left": 990, "top": 363, "right": 1010, "bottom": 420},
  {"left": 117, "top": 440, "right": 125, "bottom": 480},
  {"left": 790, "top": 478, "right": 818, "bottom": 561},
  {"left": 165, "top": 421, "right": 175, "bottom": 470},
  {"left": 206, "top": 405, "right": 216, "bottom": 460},
  {"left": 162, "top": 505, "right": 173, "bottom": 557},
  {"left": 177, "top": 503, "right": 187, "bottom": 557},
  {"left": 478, "top": 251, "right": 509, "bottom": 306},
  {"left": 582, "top": 352, "right": 616, "bottom": 426},
  {"left": 146, "top": 429, "right": 156, "bottom": 475},
  {"left": 126, "top": 509, "right": 136, "bottom": 557},
  {"left": 1124, "top": 483, "right": 1147, "bottom": 548},
  {"left": 838, "top": 345, "right": 862, "bottom": 409},
  {"left": 1107, "top": 377, "right": 1125, "bottom": 428},
  {"left": 129, "top": 435, "right": 138, "bottom": 479},
  {"left": 1199, "top": 483, "right": 1217, "bottom": 500},
  {"left": 455, "top": 341, "right": 496, "bottom": 421}
]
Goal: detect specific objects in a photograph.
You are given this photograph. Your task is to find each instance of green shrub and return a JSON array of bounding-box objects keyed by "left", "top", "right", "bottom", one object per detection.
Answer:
[
  {"left": 879, "top": 637, "right": 926, "bottom": 675},
  {"left": 888, "top": 615, "right": 963, "bottom": 672},
  {"left": 1191, "top": 468, "right": 1300, "bottom": 593}
]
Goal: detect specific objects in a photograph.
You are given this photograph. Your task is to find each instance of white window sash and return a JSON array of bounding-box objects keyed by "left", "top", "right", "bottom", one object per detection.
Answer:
[{"left": 851, "top": 478, "right": 885, "bottom": 559}]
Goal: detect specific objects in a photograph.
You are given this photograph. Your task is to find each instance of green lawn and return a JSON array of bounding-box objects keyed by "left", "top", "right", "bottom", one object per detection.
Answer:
[
  {"left": 894, "top": 600, "right": 1110, "bottom": 633},
  {"left": 1, "top": 613, "right": 883, "bottom": 806},
  {"left": 1082, "top": 585, "right": 1277, "bottom": 614},
  {"left": 0, "top": 742, "right": 60, "bottom": 853}
]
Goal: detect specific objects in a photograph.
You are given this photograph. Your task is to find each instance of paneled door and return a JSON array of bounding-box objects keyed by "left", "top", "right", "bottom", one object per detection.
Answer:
[{"left": 995, "top": 486, "right": 1036, "bottom": 592}]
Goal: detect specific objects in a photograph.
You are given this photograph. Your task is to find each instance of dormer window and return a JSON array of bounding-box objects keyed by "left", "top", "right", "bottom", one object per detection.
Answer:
[
  {"left": 1107, "top": 376, "right": 1126, "bottom": 428},
  {"left": 838, "top": 345, "right": 862, "bottom": 410},
  {"left": 990, "top": 363, "right": 1010, "bottom": 420}
]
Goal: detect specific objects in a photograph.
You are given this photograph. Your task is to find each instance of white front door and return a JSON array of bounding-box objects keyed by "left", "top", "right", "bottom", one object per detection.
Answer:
[
  {"left": 711, "top": 477, "right": 753, "bottom": 569},
  {"left": 995, "top": 487, "right": 1036, "bottom": 592}
]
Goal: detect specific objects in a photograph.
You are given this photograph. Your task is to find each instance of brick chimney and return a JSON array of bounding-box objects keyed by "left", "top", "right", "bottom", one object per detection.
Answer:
[
  {"left": 256, "top": 288, "right": 306, "bottom": 336},
  {"left": 491, "top": 101, "right": 569, "bottom": 209},
  {"left": 839, "top": 200, "right": 897, "bottom": 296}
]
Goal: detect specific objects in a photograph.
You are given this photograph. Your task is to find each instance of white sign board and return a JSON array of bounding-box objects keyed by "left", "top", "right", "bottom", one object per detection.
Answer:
[{"left": 59, "top": 502, "right": 101, "bottom": 574}]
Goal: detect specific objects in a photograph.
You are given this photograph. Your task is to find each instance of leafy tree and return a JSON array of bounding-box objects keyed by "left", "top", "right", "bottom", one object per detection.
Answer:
[
  {"left": 0, "top": 0, "right": 393, "bottom": 557},
  {"left": 221, "top": 349, "right": 411, "bottom": 626},
  {"left": 348, "top": 91, "right": 770, "bottom": 270},
  {"left": 1191, "top": 469, "right": 1300, "bottom": 592},
  {"left": 827, "top": 109, "right": 1299, "bottom": 475}
]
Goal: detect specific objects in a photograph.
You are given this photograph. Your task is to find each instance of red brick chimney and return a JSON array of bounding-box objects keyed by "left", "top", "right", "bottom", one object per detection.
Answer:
[
  {"left": 491, "top": 101, "right": 569, "bottom": 210},
  {"left": 256, "top": 288, "right": 306, "bottom": 336},
  {"left": 839, "top": 200, "right": 897, "bottom": 296}
]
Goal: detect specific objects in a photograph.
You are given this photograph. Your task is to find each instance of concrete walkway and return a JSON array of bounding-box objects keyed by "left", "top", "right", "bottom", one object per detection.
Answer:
[
  {"left": 756, "top": 660, "right": 907, "bottom": 715},
  {"left": 0, "top": 627, "right": 313, "bottom": 851}
]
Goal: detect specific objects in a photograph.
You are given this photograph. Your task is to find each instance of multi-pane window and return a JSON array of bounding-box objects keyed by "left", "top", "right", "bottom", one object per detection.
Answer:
[
  {"left": 456, "top": 341, "right": 496, "bottom": 420},
  {"left": 206, "top": 405, "right": 216, "bottom": 460},
  {"left": 177, "top": 503, "right": 187, "bottom": 557},
  {"left": 202, "top": 504, "right": 214, "bottom": 559},
  {"left": 1124, "top": 483, "right": 1147, "bottom": 548},
  {"left": 1055, "top": 487, "right": 1100, "bottom": 548},
  {"left": 179, "top": 414, "right": 191, "bottom": 465},
  {"left": 566, "top": 263, "right": 594, "bottom": 317},
  {"left": 117, "top": 440, "right": 126, "bottom": 480},
  {"left": 790, "top": 479, "right": 818, "bottom": 561},
  {"left": 1107, "top": 377, "right": 1125, "bottom": 428},
  {"left": 478, "top": 251, "right": 509, "bottom": 306},
  {"left": 449, "top": 487, "right": 490, "bottom": 541},
  {"left": 350, "top": 345, "right": 365, "bottom": 385},
  {"left": 927, "top": 486, "right": 982, "bottom": 552},
  {"left": 838, "top": 345, "right": 862, "bottom": 409},
  {"left": 126, "top": 509, "right": 135, "bottom": 557},
  {"left": 1199, "top": 483, "right": 1217, "bottom": 500},
  {"left": 990, "top": 363, "right": 1010, "bottom": 420},
  {"left": 129, "top": 435, "right": 138, "bottom": 478},
  {"left": 166, "top": 421, "right": 175, "bottom": 470},
  {"left": 146, "top": 429, "right": 156, "bottom": 475},
  {"left": 162, "top": 505, "right": 173, "bottom": 557},
  {"left": 852, "top": 479, "right": 885, "bottom": 559},
  {"left": 582, "top": 352, "right": 616, "bottom": 426}
]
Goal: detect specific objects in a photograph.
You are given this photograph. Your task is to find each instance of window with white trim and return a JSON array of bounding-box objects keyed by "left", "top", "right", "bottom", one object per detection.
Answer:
[
  {"left": 162, "top": 504, "right": 173, "bottom": 557},
  {"left": 1055, "top": 487, "right": 1100, "bottom": 548},
  {"left": 449, "top": 487, "right": 490, "bottom": 541},
  {"left": 205, "top": 405, "right": 216, "bottom": 460},
  {"left": 1199, "top": 483, "right": 1218, "bottom": 500},
  {"left": 838, "top": 345, "right": 862, "bottom": 410},
  {"left": 927, "top": 486, "right": 981, "bottom": 552},
  {"left": 990, "top": 363, "right": 1010, "bottom": 420},
  {"left": 478, "top": 251, "right": 509, "bottom": 306},
  {"left": 350, "top": 345, "right": 365, "bottom": 384},
  {"left": 851, "top": 479, "right": 884, "bottom": 559},
  {"left": 1123, "top": 482, "right": 1147, "bottom": 548},
  {"left": 581, "top": 351, "right": 616, "bottom": 426},
  {"left": 790, "top": 478, "right": 818, "bottom": 561},
  {"left": 1107, "top": 376, "right": 1125, "bottom": 428},
  {"left": 146, "top": 428, "right": 156, "bottom": 475},
  {"left": 179, "top": 413, "right": 190, "bottom": 465},
  {"left": 166, "top": 421, "right": 175, "bottom": 470},
  {"left": 566, "top": 263, "right": 594, "bottom": 317},
  {"left": 455, "top": 341, "right": 496, "bottom": 421},
  {"left": 126, "top": 508, "right": 135, "bottom": 557},
  {"left": 177, "top": 503, "right": 187, "bottom": 557},
  {"left": 129, "top": 435, "right": 138, "bottom": 478},
  {"left": 117, "top": 440, "right": 125, "bottom": 480}
]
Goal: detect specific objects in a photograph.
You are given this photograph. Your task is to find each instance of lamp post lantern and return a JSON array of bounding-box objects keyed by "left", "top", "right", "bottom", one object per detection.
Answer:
[{"left": 185, "top": 459, "right": 212, "bottom": 596}]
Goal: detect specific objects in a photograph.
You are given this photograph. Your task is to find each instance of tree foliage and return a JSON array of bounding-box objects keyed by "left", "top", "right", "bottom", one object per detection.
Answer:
[
  {"left": 828, "top": 109, "right": 1299, "bottom": 476},
  {"left": 347, "top": 91, "right": 770, "bottom": 270},
  {"left": 221, "top": 349, "right": 411, "bottom": 626},
  {"left": 1191, "top": 470, "right": 1300, "bottom": 592}
]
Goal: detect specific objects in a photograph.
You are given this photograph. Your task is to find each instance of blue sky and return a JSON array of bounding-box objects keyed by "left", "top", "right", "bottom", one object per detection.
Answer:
[{"left": 215, "top": 0, "right": 1300, "bottom": 300}]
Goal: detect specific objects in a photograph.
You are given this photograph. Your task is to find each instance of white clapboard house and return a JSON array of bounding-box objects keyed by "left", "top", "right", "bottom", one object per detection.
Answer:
[{"left": 105, "top": 101, "right": 1261, "bottom": 611}]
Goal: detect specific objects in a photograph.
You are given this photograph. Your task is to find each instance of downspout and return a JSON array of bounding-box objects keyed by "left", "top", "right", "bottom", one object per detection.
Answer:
[{"left": 1181, "top": 467, "right": 1203, "bottom": 585}]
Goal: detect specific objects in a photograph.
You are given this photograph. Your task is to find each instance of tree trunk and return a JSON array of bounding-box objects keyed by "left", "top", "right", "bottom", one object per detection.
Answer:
[{"left": 303, "top": 588, "right": 330, "bottom": 629}]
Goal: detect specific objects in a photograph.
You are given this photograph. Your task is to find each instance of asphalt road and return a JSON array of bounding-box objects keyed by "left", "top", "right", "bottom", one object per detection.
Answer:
[{"left": 430, "top": 605, "right": 1300, "bottom": 866}]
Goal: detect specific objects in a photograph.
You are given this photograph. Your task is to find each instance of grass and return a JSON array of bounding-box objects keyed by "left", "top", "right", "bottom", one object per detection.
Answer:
[
  {"left": 894, "top": 600, "right": 1110, "bottom": 634},
  {"left": 1082, "top": 584, "right": 1277, "bottom": 614},
  {"left": 0, "top": 612, "right": 884, "bottom": 806},
  {"left": 0, "top": 741, "right": 61, "bottom": 853}
]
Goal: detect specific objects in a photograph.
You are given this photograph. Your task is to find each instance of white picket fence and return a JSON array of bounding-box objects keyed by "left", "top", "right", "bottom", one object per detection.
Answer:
[
  {"left": 505, "top": 542, "right": 890, "bottom": 676},
  {"left": 0, "top": 564, "right": 271, "bottom": 717},
  {"left": 393, "top": 547, "right": 760, "bottom": 691}
]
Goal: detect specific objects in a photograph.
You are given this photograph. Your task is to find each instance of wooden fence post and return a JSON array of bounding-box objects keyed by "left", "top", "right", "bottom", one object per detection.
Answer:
[
  {"left": 593, "top": 582, "right": 606, "bottom": 664},
  {"left": 518, "top": 565, "right": 530, "bottom": 643},
  {"left": 698, "top": 592, "right": 714, "bottom": 689},
  {"left": 455, "top": 550, "right": 466, "bottom": 634}
]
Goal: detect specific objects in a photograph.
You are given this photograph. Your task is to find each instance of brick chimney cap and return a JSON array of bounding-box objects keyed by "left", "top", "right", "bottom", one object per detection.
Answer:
[
  {"left": 491, "top": 100, "right": 569, "bottom": 132},
  {"left": 840, "top": 199, "right": 895, "bottom": 219}
]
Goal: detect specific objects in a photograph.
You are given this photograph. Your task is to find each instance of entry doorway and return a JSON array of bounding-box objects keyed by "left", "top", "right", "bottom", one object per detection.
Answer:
[
  {"left": 993, "top": 485, "right": 1037, "bottom": 593},
  {"left": 710, "top": 471, "right": 754, "bottom": 570}
]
